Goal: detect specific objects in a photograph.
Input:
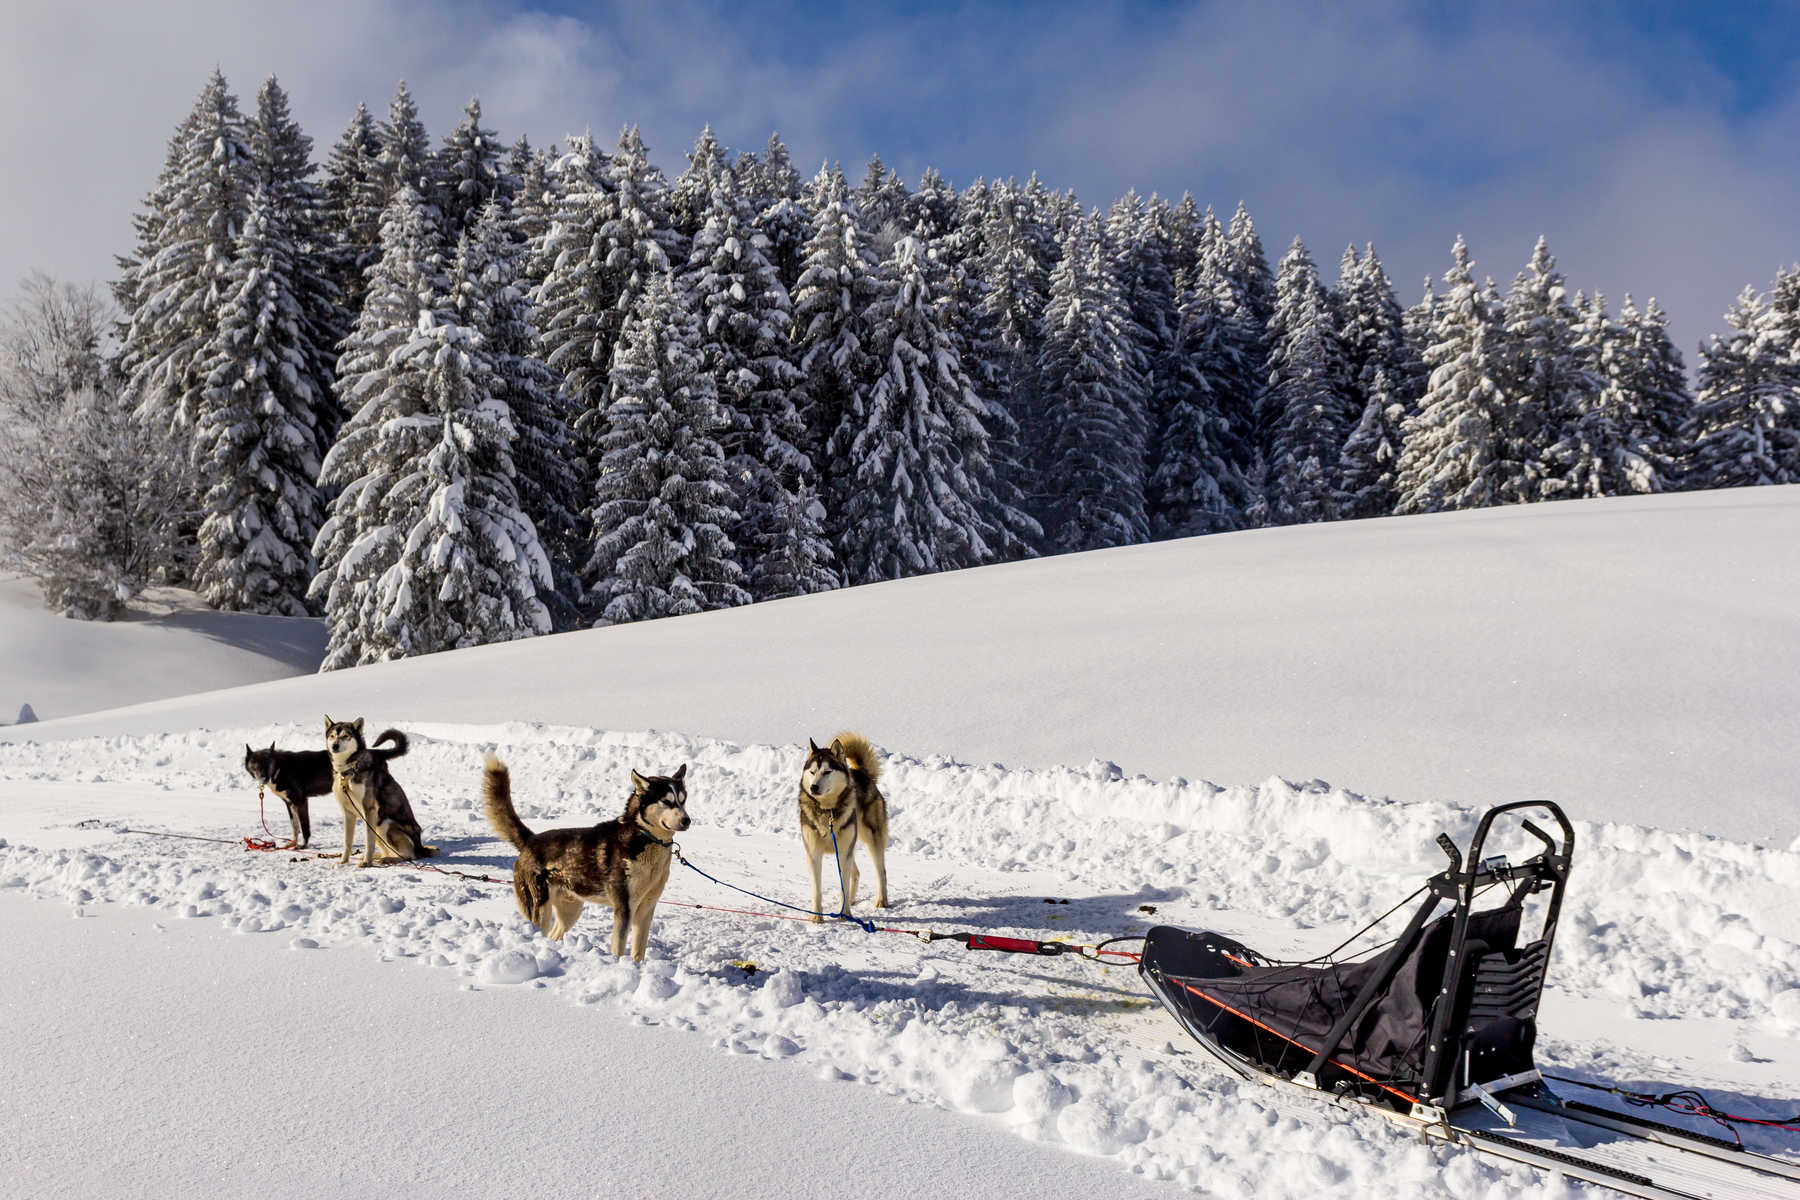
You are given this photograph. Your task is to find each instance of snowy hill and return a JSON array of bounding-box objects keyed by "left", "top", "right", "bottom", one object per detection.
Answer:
[
  {"left": 3, "top": 491, "right": 1798, "bottom": 1197},
  {"left": 0, "top": 574, "right": 324, "bottom": 724},
  {"left": 11, "top": 486, "right": 1800, "bottom": 845}
]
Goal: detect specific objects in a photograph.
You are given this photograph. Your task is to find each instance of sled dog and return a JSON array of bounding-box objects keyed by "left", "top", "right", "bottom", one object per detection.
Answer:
[
  {"left": 323, "top": 716, "right": 433, "bottom": 866},
  {"left": 244, "top": 731, "right": 406, "bottom": 849},
  {"left": 798, "top": 733, "right": 890, "bottom": 922},
  {"left": 482, "top": 756, "right": 691, "bottom": 960}
]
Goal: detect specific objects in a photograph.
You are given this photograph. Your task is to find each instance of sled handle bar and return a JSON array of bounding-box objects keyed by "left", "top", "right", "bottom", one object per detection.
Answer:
[{"left": 1466, "top": 800, "right": 1574, "bottom": 870}]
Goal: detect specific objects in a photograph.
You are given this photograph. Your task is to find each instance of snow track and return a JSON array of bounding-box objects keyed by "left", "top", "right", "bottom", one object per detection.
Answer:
[{"left": 3, "top": 722, "right": 1798, "bottom": 1196}]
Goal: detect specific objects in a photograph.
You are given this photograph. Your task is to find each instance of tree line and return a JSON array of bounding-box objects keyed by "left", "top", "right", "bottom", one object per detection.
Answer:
[{"left": 2, "top": 70, "right": 1796, "bottom": 662}]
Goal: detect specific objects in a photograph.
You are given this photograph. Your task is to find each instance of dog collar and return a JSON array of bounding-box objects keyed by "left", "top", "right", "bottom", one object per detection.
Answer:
[{"left": 635, "top": 821, "right": 675, "bottom": 848}]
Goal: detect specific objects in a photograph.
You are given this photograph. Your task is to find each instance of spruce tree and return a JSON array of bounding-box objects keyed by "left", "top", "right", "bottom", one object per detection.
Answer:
[
  {"left": 681, "top": 172, "right": 812, "bottom": 593},
  {"left": 1039, "top": 215, "right": 1149, "bottom": 551},
  {"left": 1264, "top": 239, "right": 1350, "bottom": 524},
  {"left": 1501, "top": 237, "right": 1596, "bottom": 501},
  {"left": 434, "top": 96, "right": 503, "bottom": 239},
  {"left": 374, "top": 81, "right": 434, "bottom": 207},
  {"left": 1149, "top": 271, "right": 1237, "bottom": 537},
  {"left": 1686, "top": 286, "right": 1800, "bottom": 489},
  {"left": 1336, "top": 365, "right": 1407, "bottom": 518},
  {"left": 374, "top": 314, "right": 552, "bottom": 656},
  {"left": 837, "top": 235, "right": 1026, "bottom": 582},
  {"left": 750, "top": 481, "right": 839, "bottom": 599},
  {"left": 246, "top": 76, "right": 341, "bottom": 445},
  {"left": 857, "top": 153, "right": 909, "bottom": 245},
  {"left": 1613, "top": 295, "right": 1692, "bottom": 487},
  {"left": 791, "top": 166, "right": 882, "bottom": 510},
  {"left": 1394, "top": 238, "right": 1511, "bottom": 513},
  {"left": 671, "top": 125, "right": 729, "bottom": 240},
  {"left": 531, "top": 134, "right": 614, "bottom": 483},
  {"left": 1541, "top": 292, "right": 1659, "bottom": 498},
  {"left": 587, "top": 275, "right": 748, "bottom": 622},
  {"left": 1194, "top": 208, "right": 1264, "bottom": 478},
  {"left": 193, "top": 190, "right": 327, "bottom": 615},
  {"left": 119, "top": 70, "right": 254, "bottom": 436},
  {"left": 452, "top": 202, "right": 586, "bottom": 623},
  {"left": 319, "top": 103, "right": 386, "bottom": 327},
  {"left": 310, "top": 186, "right": 449, "bottom": 667}
]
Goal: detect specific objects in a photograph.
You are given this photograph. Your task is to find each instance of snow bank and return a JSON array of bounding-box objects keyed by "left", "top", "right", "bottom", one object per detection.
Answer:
[{"left": 9, "top": 487, "right": 1799, "bottom": 845}]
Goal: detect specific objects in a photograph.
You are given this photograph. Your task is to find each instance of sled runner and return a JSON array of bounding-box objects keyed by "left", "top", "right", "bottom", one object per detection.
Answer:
[{"left": 1140, "top": 802, "right": 1800, "bottom": 1198}]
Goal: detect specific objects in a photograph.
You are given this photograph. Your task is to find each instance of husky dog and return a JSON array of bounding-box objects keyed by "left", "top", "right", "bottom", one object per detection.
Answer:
[
  {"left": 323, "top": 716, "right": 433, "bottom": 866},
  {"left": 243, "top": 731, "right": 406, "bottom": 849},
  {"left": 798, "top": 733, "right": 890, "bottom": 922},
  {"left": 482, "top": 756, "right": 691, "bottom": 960}
]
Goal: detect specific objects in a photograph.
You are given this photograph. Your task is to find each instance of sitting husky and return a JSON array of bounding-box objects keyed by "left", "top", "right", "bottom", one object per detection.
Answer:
[
  {"left": 244, "top": 731, "right": 406, "bottom": 849},
  {"left": 323, "top": 716, "right": 433, "bottom": 866},
  {"left": 482, "top": 756, "right": 691, "bottom": 961},
  {"left": 798, "top": 733, "right": 890, "bottom": 922}
]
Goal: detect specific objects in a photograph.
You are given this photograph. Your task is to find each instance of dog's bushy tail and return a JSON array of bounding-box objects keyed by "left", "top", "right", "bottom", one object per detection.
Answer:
[
  {"left": 482, "top": 755, "right": 533, "bottom": 849},
  {"left": 833, "top": 732, "right": 881, "bottom": 784},
  {"left": 371, "top": 729, "right": 409, "bottom": 760}
]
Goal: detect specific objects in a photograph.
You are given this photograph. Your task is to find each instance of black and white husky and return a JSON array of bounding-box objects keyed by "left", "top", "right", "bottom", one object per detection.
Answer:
[{"left": 323, "top": 716, "right": 433, "bottom": 866}]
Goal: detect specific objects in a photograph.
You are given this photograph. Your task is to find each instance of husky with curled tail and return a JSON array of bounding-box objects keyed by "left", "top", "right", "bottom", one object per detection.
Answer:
[
  {"left": 482, "top": 755, "right": 691, "bottom": 961},
  {"left": 797, "top": 733, "right": 890, "bottom": 922}
]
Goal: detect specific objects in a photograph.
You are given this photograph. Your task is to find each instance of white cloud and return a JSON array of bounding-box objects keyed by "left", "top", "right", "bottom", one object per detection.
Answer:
[{"left": 3, "top": 0, "right": 1796, "bottom": 360}]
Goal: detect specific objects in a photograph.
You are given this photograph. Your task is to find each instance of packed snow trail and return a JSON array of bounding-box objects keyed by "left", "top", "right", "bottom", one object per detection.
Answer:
[{"left": 3, "top": 723, "right": 1798, "bottom": 1197}]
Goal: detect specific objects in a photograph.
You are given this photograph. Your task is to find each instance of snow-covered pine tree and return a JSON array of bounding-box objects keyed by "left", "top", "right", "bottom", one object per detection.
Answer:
[
  {"left": 1334, "top": 244, "right": 1411, "bottom": 431},
  {"left": 192, "top": 189, "right": 327, "bottom": 615},
  {"left": 1685, "top": 285, "right": 1800, "bottom": 490},
  {"left": 1193, "top": 207, "right": 1265, "bottom": 480},
  {"left": 310, "top": 185, "right": 450, "bottom": 667},
  {"left": 586, "top": 274, "right": 748, "bottom": 622},
  {"left": 1500, "top": 237, "right": 1597, "bottom": 502},
  {"left": 319, "top": 103, "right": 386, "bottom": 328},
  {"left": 433, "top": 97, "right": 503, "bottom": 239},
  {"left": 857, "top": 154, "right": 909, "bottom": 247},
  {"left": 246, "top": 76, "right": 342, "bottom": 447},
  {"left": 1336, "top": 364, "right": 1407, "bottom": 518},
  {"left": 837, "top": 234, "right": 1029, "bottom": 582},
  {"left": 749, "top": 481, "right": 839, "bottom": 599},
  {"left": 373, "top": 312, "right": 552, "bottom": 657},
  {"left": 451, "top": 202, "right": 587, "bottom": 624},
  {"left": 1108, "top": 192, "right": 1178, "bottom": 478},
  {"left": 531, "top": 134, "right": 614, "bottom": 483},
  {"left": 671, "top": 125, "right": 729, "bottom": 241},
  {"left": 1039, "top": 214, "right": 1150, "bottom": 551},
  {"left": 1612, "top": 294, "right": 1692, "bottom": 488},
  {"left": 507, "top": 138, "right": 558, "bottom": 261},
  {"left": 1264, "top": 239, "right": 1350, "bottom": 524},
  {"left": 680, "top": 170, "right": 814, "bottom": 594},
  {"left": 118, "top": 70, "right": 254, "bottom": 437},
  {"left": 1149, "top": 268, "right": 1238, "bottom": 537},
  {"left": 791, "top": 165, "right": 882, "bottom": 508},
  {"left": 905, "top": 167, "right": 958, "bottom": 241},
  {"left": 1166, "top": 193, "right": 1205, "bottom": 290},
  {"left": 1394, "top": 237, "right": 1512, "bottom": 514},
  {"left": 736, "top": 132, "right": 801, "bottom": 213},
  {"left": 374, "top": 81, "right": 434, "bottom": 208},
  {"left": 972, "top": 181, "right": 1052, "bottom": 493},
  {"left": 1539, "top": 292, "right": 1656, "bottom": 498},
  {"left": 600, "top": 126, "right": 685, "bottom": 361}
]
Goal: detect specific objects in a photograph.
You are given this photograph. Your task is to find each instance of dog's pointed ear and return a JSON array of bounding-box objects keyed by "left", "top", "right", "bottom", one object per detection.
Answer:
[
  {"left": 630, "top": 769, "right": 648, "bottom": 791},
  {"left": 829, "top": 738, "right": 845, "bottom": 758},
  {"left": 808, "top": 738, "right": 820, "bottom": 754},
  {"left": 245, "top": 743, "right": 253, "bottom": 756},
  {"left": 353, "top": 717, "right": 365, "bottom": 733},
  {"left": 268, "top": 742, "right": 276, "bottom": 753},
  {"left": 323, "top": 715, "right": 333, "bottom": 732},
  {"left": 672, "top": 764, "right": 687, "bottom": 781}
]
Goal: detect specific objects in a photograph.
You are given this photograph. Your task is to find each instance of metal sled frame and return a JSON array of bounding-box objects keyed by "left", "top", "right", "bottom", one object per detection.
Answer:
[{"left": 1141, "top": 800, "right": 1574, "bottom": 1118}]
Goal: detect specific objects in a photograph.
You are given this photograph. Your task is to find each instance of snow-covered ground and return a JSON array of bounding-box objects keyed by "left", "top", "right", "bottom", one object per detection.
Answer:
[
  {"left": 10, "top": 487, "right": 1798, "bottom": 846},
  {"left": 0, "top": 574, "right": 324, "bottom": 724},
  {"left": 3, "top": 490, "right": 1799, "bottom": 1196}
]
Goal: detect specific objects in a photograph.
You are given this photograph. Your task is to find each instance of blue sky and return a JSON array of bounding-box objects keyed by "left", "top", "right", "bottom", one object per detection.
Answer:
[{"left": 5, "top": 0, "right": 1798, "bottom": 360}]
